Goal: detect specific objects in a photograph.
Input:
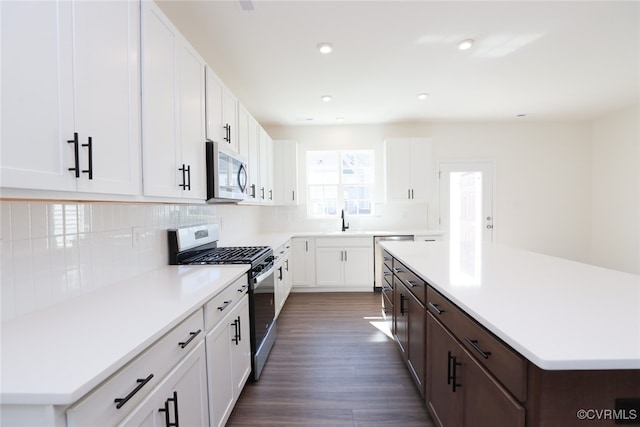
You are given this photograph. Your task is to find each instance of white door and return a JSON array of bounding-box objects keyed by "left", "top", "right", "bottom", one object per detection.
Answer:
[{"left": 439, "top": 162, "right": 494, "bottom": 243}]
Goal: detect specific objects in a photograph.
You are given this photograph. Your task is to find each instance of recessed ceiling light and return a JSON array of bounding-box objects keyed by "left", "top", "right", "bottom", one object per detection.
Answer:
[
  {"left": 317, "top": 43, "right": 333, "bottom": 54},
  {"left": 458, "top": 39, "right": 474, "bottom": 50},
  {"left": 336, "top": 117, "right": 344, "bottom": 122},
  {"left": 417, "top": 93, "right": 429, "bottom": 100},
  {"left": 321, "top": 95, "right": 332, "bottom": 102}
]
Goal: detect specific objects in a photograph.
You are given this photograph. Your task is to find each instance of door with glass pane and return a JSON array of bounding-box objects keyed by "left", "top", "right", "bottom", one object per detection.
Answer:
[{"left": 439, "top": 162, "right": 494, "bottom": 242}]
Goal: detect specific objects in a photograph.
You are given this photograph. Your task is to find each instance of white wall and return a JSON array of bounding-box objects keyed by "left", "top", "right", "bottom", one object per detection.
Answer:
[
  {"left": 265, "top": 120, "right": 594, "bottom": 262},
  {"left": 590, "top": 105, "right": 640, "bottom": 274},
  {"left": 431, "top": 121, "right": 592, "bottom": 262},
  {"left": 0, "top": 201, "right": 262, "bottom": 321}
]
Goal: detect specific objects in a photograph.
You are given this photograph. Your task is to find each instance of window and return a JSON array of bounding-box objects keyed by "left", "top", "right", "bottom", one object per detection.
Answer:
[{"left": 306, "top": 150, "right": 374, "bottom": 217}]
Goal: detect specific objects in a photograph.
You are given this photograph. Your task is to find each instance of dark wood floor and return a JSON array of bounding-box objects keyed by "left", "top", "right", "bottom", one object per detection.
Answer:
[{"left": 226, "top": 292, "right": 435, "bottom": 426}]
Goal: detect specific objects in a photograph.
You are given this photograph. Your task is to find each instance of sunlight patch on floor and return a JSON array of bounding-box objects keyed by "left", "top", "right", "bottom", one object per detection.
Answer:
[{"left": 364, "top": 316, "right": 393, "bottom": 340}]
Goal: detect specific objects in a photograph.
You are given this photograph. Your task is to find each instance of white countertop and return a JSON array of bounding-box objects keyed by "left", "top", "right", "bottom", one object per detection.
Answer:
[
  {"left": 380, "top": 240, "right": 640, "bottom": 370},
  {"left": 0, "top": 265, "right": 248, "bottom": 405}
]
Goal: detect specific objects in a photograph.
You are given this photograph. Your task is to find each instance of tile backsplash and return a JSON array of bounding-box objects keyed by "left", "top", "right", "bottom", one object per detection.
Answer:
[{"left": 0, "top": 201, "right": 251, "bottom": 322}]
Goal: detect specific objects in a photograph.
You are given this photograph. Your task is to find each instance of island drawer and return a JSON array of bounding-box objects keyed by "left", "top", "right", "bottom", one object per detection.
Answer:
[
  {"left": 393, "top": 260, "right": 425, "bottom": 304},
  {"left": 426, "top": 286, "right": 527, "bottom": 402},
  {"left": 204, "top": 275, "right": 249, "bottom": 331},
  {"left": 66, "top": 309, "right": 204, "bottom": 426}
]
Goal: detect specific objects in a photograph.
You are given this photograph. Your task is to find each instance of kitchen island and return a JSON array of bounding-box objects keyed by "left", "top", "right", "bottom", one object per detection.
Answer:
[{"left": 381, "top": 240, "right": 640, "bottom": 427}]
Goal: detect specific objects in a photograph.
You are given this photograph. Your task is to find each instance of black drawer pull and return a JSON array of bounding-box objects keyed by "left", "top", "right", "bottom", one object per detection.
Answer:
[
  {"left": 237, "top": 284, "right": 249, "bottom": 293},
  {"left": 464, "top": 337, "right": 492, "bottom": 359},
  {"left": 428, "top": 302, "right": 444, "bottom": 315},
  {"left": 114, "top": 374, "right": 154, "bottom": 409},
  {"left": 178, "top": 329, "right": 201, "bottom": 349},
  {"left": 217, "top": 300, "right": 232, "bottom": 311}
]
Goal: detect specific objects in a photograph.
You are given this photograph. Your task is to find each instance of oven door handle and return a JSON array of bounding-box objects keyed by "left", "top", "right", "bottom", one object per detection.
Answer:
[{"left": 254, "top": 262, "right": 276, "bottom": 286}]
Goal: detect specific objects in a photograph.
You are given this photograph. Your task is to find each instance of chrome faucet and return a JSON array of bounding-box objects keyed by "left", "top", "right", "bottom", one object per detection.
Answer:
[{"left": 341, "top": 209, "right": 350, "bottom": 232}]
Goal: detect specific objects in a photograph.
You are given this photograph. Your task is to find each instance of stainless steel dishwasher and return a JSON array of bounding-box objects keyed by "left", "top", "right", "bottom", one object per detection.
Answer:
[{"left": 373, "top": 235, "right": 414, "bottom": 290}]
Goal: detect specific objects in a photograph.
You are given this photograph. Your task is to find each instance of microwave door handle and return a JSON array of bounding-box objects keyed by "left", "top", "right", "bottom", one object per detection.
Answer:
[{"left": 238, "top": 163, "right": 248, "bottom": 192}]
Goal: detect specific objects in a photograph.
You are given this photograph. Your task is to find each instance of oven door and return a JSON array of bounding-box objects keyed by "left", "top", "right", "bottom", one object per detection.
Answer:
[{"left": 250, "top": 262, "right": 277, "bottom": 380}]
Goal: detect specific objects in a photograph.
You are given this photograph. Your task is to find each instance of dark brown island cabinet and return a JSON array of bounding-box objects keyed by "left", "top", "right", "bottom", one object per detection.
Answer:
[{"left": 383, "top": 249, "right": 640, "bottom": 427}]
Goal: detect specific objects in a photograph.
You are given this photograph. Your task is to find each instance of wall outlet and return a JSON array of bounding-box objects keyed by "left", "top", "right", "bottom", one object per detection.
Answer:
[{"left": 132, "top": 226, "right": 142, "bottom": 248}]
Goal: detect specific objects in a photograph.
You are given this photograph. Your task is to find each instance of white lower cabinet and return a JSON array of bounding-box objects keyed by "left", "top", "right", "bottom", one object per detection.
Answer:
[
  {"left": 205, "top": 292, "right": 251, "bottom": 427},
  {"left": 274, "top": 241, "right": 292, "bottom": 317},
  {"left": 315, "top": 237, "right": 373, "bottom": 290},
  {"left": 117, "top": 341, "right": 209, "bottom": 427},
  {"left": 291, "top": 238, "right": 316, "bottom": 288}
]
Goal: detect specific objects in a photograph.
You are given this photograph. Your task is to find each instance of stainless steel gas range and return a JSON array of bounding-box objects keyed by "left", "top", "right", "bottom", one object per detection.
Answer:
[{"left": 168, "top": 224, "right": 276, "bottom": 380}]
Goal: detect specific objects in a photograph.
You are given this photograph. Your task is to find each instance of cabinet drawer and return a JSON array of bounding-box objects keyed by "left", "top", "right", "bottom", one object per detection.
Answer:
[
  {"left": 393, "top": 260, "right": 425, "bottom": 304},
  {"left": 204, "top": 275, "right": 249, "bottom": 331},
  {"left": 426, "top": 286, "right": 527, "bottom": 402},
  {"left": 316, "top": 237, "right": 372, "bottom": 248},
  {"left": 67, "top": 309, "right": 204, "bottom": 426}
]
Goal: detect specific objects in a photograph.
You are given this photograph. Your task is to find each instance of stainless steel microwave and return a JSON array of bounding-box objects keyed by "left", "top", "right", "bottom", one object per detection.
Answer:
[{"left": 205, "top": 139, "right": 248, "bottom": 203}]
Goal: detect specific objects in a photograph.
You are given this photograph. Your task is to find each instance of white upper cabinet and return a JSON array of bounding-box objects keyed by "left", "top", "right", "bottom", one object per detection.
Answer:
[
  {"left": 273, "top": 140, "right": 299, "bottom": 206},
  {"left": 206, "top": 68, "right": 238, "bottom": 153},
  {"left": 384, "top": 138, "right": 432, "bottom": 202},
  {"left": 258, "top": 127, "right": 274, "bottom": 204},
  {"left": 236, "top": 103, "right": 251, "bottom": 159},
  {"left": 244, "top": 115, "right": 261, "bottom": 203},
  {"left": 141, "top": 1, "right": 206, "bottom": 200},
  {"left": 1, "top": 0, "right": 141, "bottom": 195}
]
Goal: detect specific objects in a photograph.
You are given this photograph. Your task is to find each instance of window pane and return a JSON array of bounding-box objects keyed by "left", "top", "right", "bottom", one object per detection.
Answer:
[{"left": 307, "top": 151, "right": 339, "bottom": 184}]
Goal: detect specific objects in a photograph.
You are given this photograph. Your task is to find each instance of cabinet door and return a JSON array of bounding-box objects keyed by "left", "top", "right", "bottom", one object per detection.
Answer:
[
  {"left": 462, "top": 350, "right": 525, "bottom": 427},
  {"left": 1, "top": 1, "right": 76, "bottom": 192},
  {"left": 141, "top": 2, "right": 180, "bottom": 198},
  {"left": 315, "top": 248, "right": 344, "bottom": 286},
  {"left": 244, "top": 115, "right": 261, "bottom": 202},
  {"left": 343, "top": 247, "right": 373, "bottom": 287},
  {"left": 291, "top": 238, "right": 316, "bottom": 287},
  {"left": 407, "top": 292, "right": 426, "bottom": 396},
  {"left": 258, "top": 127, "right": 274, "bottom": 204},
  {"left": 230, "top": 295, "right": 252, "bottom": 397},
  {"left": 73, "top": 0, "right": 141, "bottom": 195},
  {"left": 177, "top": 41, "right": 206, "bottom": 200},
  {"left": 273, "top": 140, "right": 299, "bottom": 206},
  {"left": 385, "top": 139, "right": 413, "bottom": 202},
  {"left": 222, "top": 87, "right": 239, "bottom": 153},
  {"left": 206, "top": 313, "right": 235, "bottom": 427},
  {"left": 408, "top": 139, "right": 431, "bottom": 201},
  {"left": 205, "top": 68, "right": 224, "bottom": 144},
  {"left": 426, "top": 313, "right": 463, "bottom": 427},
  {"left": 393, "top": 280, "right": 408, "bottom": 357},
  {"left": 118, "top": 342, "right": 209, "bottom": 427}
]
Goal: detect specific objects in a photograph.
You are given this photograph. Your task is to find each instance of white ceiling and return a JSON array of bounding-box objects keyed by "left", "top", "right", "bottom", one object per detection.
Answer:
[{"left": 157, "top": 0, "right": 640, "bottom": 126}]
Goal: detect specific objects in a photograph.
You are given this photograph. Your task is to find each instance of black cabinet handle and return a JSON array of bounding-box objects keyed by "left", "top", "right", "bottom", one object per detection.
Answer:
[
  {"left": 114, "top": 374, "right": 154, "bottom": 409},
  {"left": 250, "top": 184, "right": 256, "bottom": 198},
  {"left": 464, "top": 337, "right": 492, "bottom": 359},
  {"left": 158, "top": 391, "right": 179, "bottom": 427},
  {"left": 446, "top": 351, "right": 462, "bottom": 392},
  {"left": 278, "top": 266, "right": 283, "bottom": 280},
  {"left": 269, "top": 189, "right": 273, "bottom": 200},
  {"left": 178, "top": 164, "right": 187, "bottom": 189},
  {"left": 285, "top": 259, "right": 289, "bottom": 271},
  {"left": 185, "top": 165, "right": 191, "bottom": 190},
  {"left": 237, "top": 315, "right": 242, "bottom": 342},
  {"left": 292, "top": 190, "right": 295, "bottom": 201},
  {"left": 428, "top": 302, "right": 444, "bottom": 315},
  {"left": 217, "top": 300, "right": 232, "bottom": 311},
  {"left": 237, "top": 284, "right": 249, "bottom": 293},
  {"left": 82, "top": 136, "right": 93, "bottom": 179},
  {"left": 399, "top": 293, "right": 406, "bottom": 315},
  {"left": 231, "top": 318, "right": 239, "bottom": 344},
  {"left": 260, "top": 187, "right": 265, "bottom": 199},
  {"left": 178, "top": 329, "right": 201, "bottom": 349},
  {"left": 224, "top": 124, "right": 231, "bottom": 142},
  {"left": 68, "top": 132, "right": 80, "bottom": 178}
]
